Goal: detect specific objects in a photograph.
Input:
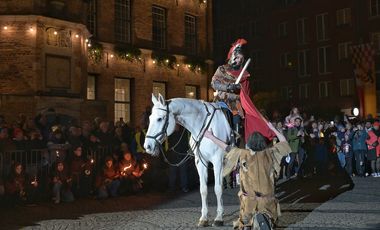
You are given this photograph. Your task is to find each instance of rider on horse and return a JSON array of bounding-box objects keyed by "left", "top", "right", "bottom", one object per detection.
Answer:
[{"left": 211, "top": 38, "right": 250, "bottom": 146}]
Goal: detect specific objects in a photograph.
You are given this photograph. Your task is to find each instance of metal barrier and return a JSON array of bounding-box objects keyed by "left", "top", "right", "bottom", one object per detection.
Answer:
[
  {"left": 0, "top": 149, "right": 49, "bottom": 180},
  {"left": 0, "top": 146, "right": 115, "bottom": 180}
]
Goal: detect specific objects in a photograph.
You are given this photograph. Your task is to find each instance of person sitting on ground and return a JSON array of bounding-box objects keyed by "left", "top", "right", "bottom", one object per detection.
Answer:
[
  {"left": 96, "top": 156, "right": 120, "bottom": 199},
  {"left": 51, "top": 161, "right": 74, "bottom": 204},
  {"left": 204, "top": 121, "right": 291, "bottom": 230},
  {"left": 119, "top": 151, "right": 143, "bottom": 194},
  {"left": 5, "top": 162, "right": 39, "bottom": 205},
  {"left": 69, "top": 145, "right": 93, "bottom": 197}
]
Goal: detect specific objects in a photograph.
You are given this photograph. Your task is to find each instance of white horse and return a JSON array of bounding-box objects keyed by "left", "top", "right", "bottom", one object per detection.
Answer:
[{"left": 144, "top": 93, "right": 231, "bottom": 227}]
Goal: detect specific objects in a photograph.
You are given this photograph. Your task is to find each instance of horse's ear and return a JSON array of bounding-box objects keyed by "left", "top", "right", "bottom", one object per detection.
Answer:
[
  {"left": 158, "top": 93, "right": 166, "bottom": 106},
  {"left": 151, "top": 93, "right": 158, "bottom": 105}
]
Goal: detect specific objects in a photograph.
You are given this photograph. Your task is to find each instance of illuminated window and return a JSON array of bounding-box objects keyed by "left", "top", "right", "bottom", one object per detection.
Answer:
[
  {"left": 87, "top": 74, "right": 96, "bottom": 100},
  {"left": 152, "top": 81, "right": 166, "bottom": 98},
  {"left": 115, "top": 0, "right": 131, "bottom": 43},
  {"left": 371, "top": 33, "right": 380, "bottom": 53},
  {"left": 114, "top": 78, "right": 131, "bottom": 123},
  {"left": 152, "top": 6, "right": 166, "bottom": 49},
  {"left": 185, "top": 85, "right": 198, "bottom": 99},
  {"left": 337, "top": 8, "right": 351, "bottom": 25}
]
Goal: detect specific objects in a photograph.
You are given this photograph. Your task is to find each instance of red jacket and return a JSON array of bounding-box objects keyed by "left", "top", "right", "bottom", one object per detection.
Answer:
[{"left": 366, "top": 130, "right": 380, "bottom": 157}]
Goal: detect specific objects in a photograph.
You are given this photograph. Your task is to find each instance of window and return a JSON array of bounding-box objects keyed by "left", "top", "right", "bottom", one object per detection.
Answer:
[
  {"left": 280, "top": 52, "right": 292, "bottom": 68},
  {"left": 318, "top": 46, "right": 332, "bottom": 74},
  {"left": 87, "top": 74, "right": 96, "bottom": 100},
  {"left": 87, "top": 0, "right": 97, "bottom": 36},
  {"left": 296, "top": 18, "right": 307, "bottom": 44},
  {"left": 152, "top": 81, "right": 166, "bottom": 98},
  {"left": 281, "top": 86, "right": 293, "bottom": 100},
  {"left": 338, "top": 42, "right": 352, "bottom": 60},
  {"left": 114, "top": 78, "right": 131, "bottom": 123},
  {"left": 185, "top": 14, "right": 197, "bottom": 54},
  {"left": 152, "top": 6, "right": 167, "bottom": 49},
  {"left": 298, "top": 50, "right": 311, "bottom": 77},
  {"left": 370, "top": 0, "right": 380, "bottom": 17},
  {"left": 278, "top": 21, "right": 288, "bottom": 37},
  {"left": 319, "top": 81, "right": 332, "bottom": 98},
  {"left": 371, "top": 33, "right": 380, "bottom": 53},
  {"left": 299, "top": 83, "right": 310, "bottom": 99},
  {"left": 336, "top": 8, "right": 351, "bottom": 25},
  {"left": 115, "top": 0, "right": 131, "bottom": 43},
  {"left": 316, "top": 13, "right": 329, "bottom": 41},
  {"left": 340, "top": 79, "right": 355, "bottom": 96},
  {"left": 185, "top": 85, "right": 198, "bottom": 99}
]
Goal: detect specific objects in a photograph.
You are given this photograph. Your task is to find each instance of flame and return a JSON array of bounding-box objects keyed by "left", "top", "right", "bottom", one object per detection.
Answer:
[
  {"left": 143, "top": 163, "right": 148, "bottom": 169},
  {"left": 123, "top": 164, "right": 132, "bottom": 171}
]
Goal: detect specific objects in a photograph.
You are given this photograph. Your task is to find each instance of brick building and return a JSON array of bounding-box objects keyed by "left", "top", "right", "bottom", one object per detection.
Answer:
[
  {"left": 214, "top": 0, "right": 380, "bottom": 118},
  {"left": 0, "top": 0, "right": 213, "bottom": 126}
]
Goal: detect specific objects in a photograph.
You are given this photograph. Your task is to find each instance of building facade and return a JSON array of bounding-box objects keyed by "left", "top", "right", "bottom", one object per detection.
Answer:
[
  {"left": 214, "top": 0, "right": 380, "bottom": 118},
  {"left": 0, "top": 0, "right": 213, "bottom": 126}
]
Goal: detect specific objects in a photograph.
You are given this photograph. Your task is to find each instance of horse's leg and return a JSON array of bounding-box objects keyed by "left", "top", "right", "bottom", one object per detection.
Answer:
[
  {"left": 212, "top": 156, "right": 224, "bottom": 226},
  {"left": 196, "top": 157, "right": 209, "bottom": 227}
]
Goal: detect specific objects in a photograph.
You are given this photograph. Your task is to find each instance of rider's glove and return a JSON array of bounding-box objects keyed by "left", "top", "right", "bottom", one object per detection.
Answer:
[{"left": 226, "top": 83, "right": 241, "bottom": 93}]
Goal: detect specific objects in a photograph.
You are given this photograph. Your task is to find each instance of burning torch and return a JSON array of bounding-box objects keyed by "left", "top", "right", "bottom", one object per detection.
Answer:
[{"left": 121, "top": 164, "right": 132, "bottom": 176}]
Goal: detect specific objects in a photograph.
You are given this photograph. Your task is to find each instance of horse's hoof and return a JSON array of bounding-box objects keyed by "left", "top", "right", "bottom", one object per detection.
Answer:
[
  {"left": 212, "top": 220, "right": 224, "bottom": 226},
  {"left": 198, "top": 220, "right": 209, "bottom": 227}
]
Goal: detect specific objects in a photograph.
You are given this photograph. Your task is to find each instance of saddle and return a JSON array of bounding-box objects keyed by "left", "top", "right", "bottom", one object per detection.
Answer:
[{"left": 220, "top": 107, "right": 241, "bottom": 146}]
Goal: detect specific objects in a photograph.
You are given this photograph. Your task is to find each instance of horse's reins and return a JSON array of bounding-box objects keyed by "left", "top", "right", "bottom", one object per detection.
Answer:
[{"left": 145, "top": 100, "right": 220, "bottom": 167}]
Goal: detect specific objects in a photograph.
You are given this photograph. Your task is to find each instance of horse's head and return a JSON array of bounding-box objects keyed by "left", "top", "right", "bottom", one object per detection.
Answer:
[{"left": 144, "top": 93, "right": 176, "bottom": 156}]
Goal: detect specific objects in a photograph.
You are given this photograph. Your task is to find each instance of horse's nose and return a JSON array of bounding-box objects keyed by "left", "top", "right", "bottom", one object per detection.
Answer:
[{"left": 145, "top": 144, "right": 151, "bottom": 152}]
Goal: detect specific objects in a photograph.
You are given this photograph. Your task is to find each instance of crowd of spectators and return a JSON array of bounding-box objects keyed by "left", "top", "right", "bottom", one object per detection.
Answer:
[
  {"left": 269, "top": 107, "right": 380, "bottom": 181},
  {"left": 1, "top": 106, "right": 379, "bottom": 207},
  {"left": 0, "top": 109, "right": 196, "bottom": 206}
]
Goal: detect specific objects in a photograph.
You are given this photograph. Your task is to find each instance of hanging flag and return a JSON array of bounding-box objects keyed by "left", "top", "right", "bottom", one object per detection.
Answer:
[
  {"left": 350, "top": 43, "right": 377, "bottom": 116},
  {"left": 351, "top": 43, "right": 376, "bottom": 85}
]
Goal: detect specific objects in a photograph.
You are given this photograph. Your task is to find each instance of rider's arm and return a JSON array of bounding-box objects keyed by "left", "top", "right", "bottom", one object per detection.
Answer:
[{"left": 211, "top": 79, "right": 228, "bottom": 92}]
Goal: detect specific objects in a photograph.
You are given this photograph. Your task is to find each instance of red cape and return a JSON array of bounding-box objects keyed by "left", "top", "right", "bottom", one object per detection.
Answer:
[{"left": 240, "top": 76, "right": 276, "bottom": 141}]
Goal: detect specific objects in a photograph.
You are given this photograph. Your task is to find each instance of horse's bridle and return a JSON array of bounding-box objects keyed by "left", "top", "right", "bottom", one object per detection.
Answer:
[
  {"left": 145, "top": 101, "right": 171, "bottom": 146},
  {"left": 145, "top": 100, "right": 220, "bottom": 168}
]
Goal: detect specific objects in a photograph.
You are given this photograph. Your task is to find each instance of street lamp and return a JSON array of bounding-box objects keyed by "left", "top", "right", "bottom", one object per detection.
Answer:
[{"left": 352, "top": 107, "right": 359, "bottom": 117}]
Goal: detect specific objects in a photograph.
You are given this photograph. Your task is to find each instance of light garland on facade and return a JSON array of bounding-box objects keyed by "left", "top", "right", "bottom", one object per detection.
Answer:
[{"left": 1, "top": 23, "right": 206, "bottom": 74}]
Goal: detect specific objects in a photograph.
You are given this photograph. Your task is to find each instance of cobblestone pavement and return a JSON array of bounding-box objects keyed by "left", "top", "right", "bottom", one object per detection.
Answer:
[
  {"left": 4, "top": 175, "right": 379, "bottom": 230},
  {"left": 286, "top": 177, "right": 380, "bottom": 230}
]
